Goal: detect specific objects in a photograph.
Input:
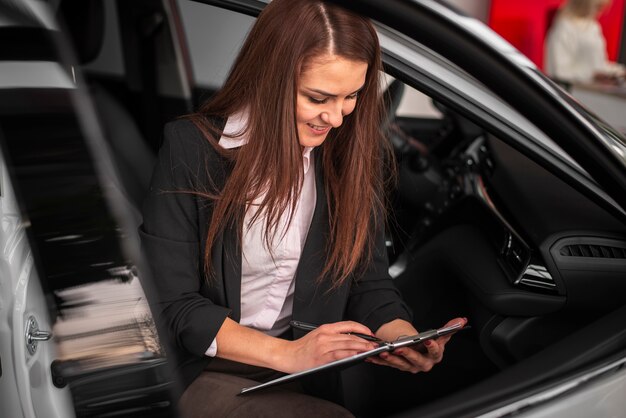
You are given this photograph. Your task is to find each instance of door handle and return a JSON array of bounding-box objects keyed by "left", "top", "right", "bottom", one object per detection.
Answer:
[{"left": 25, "top": 316, "right": 52, "bottom": 355}]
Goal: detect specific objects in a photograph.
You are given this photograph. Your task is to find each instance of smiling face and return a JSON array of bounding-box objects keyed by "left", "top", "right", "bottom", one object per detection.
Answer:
[{"left": 296, "top": 54, "right": 368, "bottom": 147}]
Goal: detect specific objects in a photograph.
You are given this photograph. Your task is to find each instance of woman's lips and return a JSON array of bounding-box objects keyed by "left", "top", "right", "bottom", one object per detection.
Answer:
[{"left": 307, "top": 123, "right": 331, "bottom": 135}]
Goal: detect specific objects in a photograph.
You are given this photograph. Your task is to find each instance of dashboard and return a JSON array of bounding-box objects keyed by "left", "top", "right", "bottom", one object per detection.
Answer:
[{"left": 390, "top": 128, "right": 626, "bottom": 366}]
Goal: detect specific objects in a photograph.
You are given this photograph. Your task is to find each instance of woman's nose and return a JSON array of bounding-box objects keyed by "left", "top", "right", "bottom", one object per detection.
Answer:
[{"left": 321, "top": 106, "right": 343, "bottom": 128}]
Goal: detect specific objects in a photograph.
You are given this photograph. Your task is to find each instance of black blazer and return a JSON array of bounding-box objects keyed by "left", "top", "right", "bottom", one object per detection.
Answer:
[{"left": 140, "top": 119, "right": 412, "bottom": 399}]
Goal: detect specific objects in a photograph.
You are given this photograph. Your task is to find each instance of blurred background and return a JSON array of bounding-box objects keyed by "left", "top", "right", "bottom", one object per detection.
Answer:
[{"left": 448, "top": 0, "right": 626, "bottom": 134}]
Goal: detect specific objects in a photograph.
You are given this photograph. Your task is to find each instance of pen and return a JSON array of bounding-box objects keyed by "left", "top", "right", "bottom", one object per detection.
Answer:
[{"left": 289, "top": 320, "right": 383, "bottom": 343}]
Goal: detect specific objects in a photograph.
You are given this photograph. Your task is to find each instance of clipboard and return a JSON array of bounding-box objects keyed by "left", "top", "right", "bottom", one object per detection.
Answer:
[{"left": 239, "top": 322, "right": 465, "bottom": 395}]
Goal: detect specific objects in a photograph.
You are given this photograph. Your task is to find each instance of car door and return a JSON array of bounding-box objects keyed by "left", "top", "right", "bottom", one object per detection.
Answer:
[
  {"left": 0, "top": 1, "right": 178, "bottom": 417},
  {"left": 0, "top": 4, "right": 77, "bottom": 417},
  {"left": 0, "top": 139, "right": 75, "bottom": 417}
]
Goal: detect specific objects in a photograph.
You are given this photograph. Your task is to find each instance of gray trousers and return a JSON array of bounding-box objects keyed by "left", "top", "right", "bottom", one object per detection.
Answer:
[{"left": 179, "top": 358, "right": 354, "bottom": 417}]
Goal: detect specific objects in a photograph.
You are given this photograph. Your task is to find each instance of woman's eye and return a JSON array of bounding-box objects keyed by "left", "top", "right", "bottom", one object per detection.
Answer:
[
  {"left": 308, "top": 96, "right": 328, "bottom": 104},
  {"left": 346, "top": 93, "right": 359, "bottom": 100}
]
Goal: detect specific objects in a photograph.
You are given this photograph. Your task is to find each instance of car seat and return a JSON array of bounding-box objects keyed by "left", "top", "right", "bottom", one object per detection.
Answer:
[{"left": 57, "top": 0, "right": 156, "bottom": 213}]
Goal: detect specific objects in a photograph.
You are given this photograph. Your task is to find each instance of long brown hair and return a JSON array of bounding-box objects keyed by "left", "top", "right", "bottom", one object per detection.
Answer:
[{"left": 189, "top": 0, "right": 392, "bottom": 287}]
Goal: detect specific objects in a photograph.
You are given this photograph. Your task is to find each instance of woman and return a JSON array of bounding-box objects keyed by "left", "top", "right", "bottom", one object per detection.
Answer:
[
  {"left": 140, "top": 0, "right": 464, "bottom": 415},
  {"left": 545, "top": 0, "right": 625, "bottom": 84}
]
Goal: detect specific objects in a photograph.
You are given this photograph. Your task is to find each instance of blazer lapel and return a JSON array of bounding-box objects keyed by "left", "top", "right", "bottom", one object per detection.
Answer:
[
  {"left": 290, "top": 149, "right": 347, "bottom": 404},
  {"left": 292, "top": 149, "right": 350, "bottom": 333},
  {"left": 205, "top": 133, "right": 242, "bottom": 322},
  {"left": 222, "top": 222, "right": 242, "bottom": 322}
]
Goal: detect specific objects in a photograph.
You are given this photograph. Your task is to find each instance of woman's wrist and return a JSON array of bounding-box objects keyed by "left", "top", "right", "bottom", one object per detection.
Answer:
[
  {"left": 266, "top": 337, "right": 294, "bottom": 373},
  {"left": 215, "top": 318, "right": 294, "bottom": 371}
]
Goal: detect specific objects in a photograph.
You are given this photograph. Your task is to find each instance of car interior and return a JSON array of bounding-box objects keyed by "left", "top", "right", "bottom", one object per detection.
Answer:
[{"left": 32, "top": 0, "right": 626, "bottom": 416}]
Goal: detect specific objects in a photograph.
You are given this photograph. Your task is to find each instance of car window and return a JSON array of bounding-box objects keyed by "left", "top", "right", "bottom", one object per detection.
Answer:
[
  {"left": 376, "top": 23, "right": 586, "bottom": 174},
  {"left": 390, "top": 75, "right": 443, "bottom": 119},
  {"left": 177, "top": 0, "right": 254, "bottom": 91}
]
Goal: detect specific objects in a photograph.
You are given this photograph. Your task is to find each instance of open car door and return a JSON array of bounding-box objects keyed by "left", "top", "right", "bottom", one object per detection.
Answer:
[{"left": 0, "top": 1, "right": 178, "bottom": 416}]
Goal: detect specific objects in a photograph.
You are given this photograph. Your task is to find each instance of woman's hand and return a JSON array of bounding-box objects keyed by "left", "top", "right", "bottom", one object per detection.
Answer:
[
  {"left": 365, "top": 317, "right": 467, "bottom": 374},
  {"left": 277, "top": 321, "right": 379, "bottom": 373}
]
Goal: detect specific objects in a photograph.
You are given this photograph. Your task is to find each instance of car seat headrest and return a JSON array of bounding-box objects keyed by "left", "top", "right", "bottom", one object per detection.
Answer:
[{"left": 57, "top": 0, "right": 104, "bottom": 64}]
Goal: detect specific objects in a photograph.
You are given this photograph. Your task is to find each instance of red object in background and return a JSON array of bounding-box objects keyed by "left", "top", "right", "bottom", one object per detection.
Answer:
[{"left": 489, "top": 0, "right": 625, "bottom": 70}]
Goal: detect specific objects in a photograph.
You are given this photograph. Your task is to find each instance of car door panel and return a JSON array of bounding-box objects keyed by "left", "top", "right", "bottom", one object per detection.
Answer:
[
  {"left": 0, "top": 143, "right": 75, "bottom": 418},
  {"left": 0, "top": 1, "right": 178, "bottom": 416}
]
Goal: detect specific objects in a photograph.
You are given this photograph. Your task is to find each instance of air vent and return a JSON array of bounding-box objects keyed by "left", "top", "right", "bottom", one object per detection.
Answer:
[
  {"left": 518, "top": 264, "right": 557, "bottom": 292},
  {"left": 559, "top": 244, "right": 626, "bottom": 259}
]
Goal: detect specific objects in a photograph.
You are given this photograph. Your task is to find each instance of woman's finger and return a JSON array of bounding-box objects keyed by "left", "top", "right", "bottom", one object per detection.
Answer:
[
  {"left": 430, "top": 317, "right": 467, "bottom": 349},
  {"left": 367, "top": 348, "right": 441, "bottom": 373},
  {"left": 376, "top": 351, "right": 415, "bottom": 371},
  {"left": 423, "top": 339, "right": 444, "bottom": 362},
  {"left": 312, "top": 333, "right": 378, "bottom": 358},
  {"left": 323, "top": 349, "right": 372, "bottom": 361},
  {"left": 317, "top": 321, "right": 375, "bottom": 338},
  {"left": 392, "top": 346, "right": 438, "bottom": 372},
  {"left": 321, "top": 338, "right": 378, "bottom": 356}
]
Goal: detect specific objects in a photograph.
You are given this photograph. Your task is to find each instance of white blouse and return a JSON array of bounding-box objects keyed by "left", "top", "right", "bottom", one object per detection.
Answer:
[
  {"left": 205, "top": 113, "right": 317, "bottom": 356},
  {"left": 545, "top": 15, "right": 623, "bottom": 83}
]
